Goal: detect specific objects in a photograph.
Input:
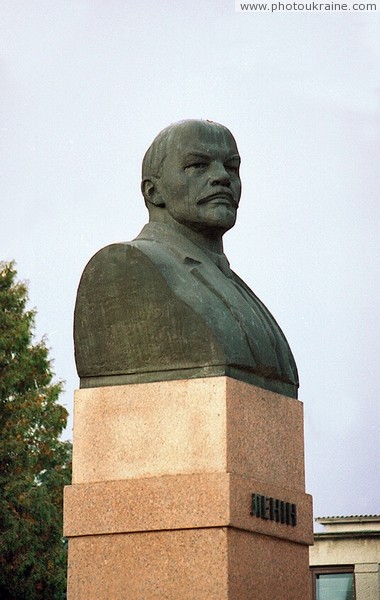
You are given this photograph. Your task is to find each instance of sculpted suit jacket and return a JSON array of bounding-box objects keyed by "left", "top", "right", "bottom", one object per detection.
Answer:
[{"left": 74, "top": 222, "right": 299, "bottom": 397}]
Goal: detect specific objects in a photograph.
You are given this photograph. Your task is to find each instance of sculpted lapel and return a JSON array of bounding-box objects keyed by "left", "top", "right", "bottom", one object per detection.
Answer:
[{"left": 133, "top": 223, "right": 298, "bottom": 391}]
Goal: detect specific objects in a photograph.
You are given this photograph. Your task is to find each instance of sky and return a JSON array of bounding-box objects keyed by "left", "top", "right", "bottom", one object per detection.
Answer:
[{"left": 1, "top": 0, "right": 379, "bottom": 524}]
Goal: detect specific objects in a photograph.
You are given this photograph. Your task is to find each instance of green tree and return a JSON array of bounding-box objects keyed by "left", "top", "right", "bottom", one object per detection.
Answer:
[{"left": 0, "top": 261, "right": 72, "bottom": 599}]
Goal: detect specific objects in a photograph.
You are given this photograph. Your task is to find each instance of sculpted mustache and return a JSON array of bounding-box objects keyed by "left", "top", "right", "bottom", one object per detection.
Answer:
[{"left": 197, "top": 192, "right": 238, "bottom": 207}]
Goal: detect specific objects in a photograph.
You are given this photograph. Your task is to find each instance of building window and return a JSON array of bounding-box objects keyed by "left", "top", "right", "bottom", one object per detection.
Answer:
[{"left": 311, "top": 566, "right": 355, "bottom": 600}]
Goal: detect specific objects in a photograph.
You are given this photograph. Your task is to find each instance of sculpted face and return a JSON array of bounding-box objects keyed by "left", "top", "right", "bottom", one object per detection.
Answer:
[{"left": 147, "top": 121, "right": 242, "bottom": 235}]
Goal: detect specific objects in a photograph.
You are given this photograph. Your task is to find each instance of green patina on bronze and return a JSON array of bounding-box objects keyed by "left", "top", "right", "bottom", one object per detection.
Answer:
[{"left": 74, "top": 120, "right": 299, "bottom": 398}]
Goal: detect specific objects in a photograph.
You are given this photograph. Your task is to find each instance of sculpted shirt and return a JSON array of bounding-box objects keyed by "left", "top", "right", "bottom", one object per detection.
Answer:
[{"left": 74, "top": 222, "right": 299, "bottom": 397}]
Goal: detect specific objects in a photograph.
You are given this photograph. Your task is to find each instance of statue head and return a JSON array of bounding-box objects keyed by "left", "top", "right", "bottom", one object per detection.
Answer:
[{"left": 141, "top": 119, "right": 242, "bottom": 236}]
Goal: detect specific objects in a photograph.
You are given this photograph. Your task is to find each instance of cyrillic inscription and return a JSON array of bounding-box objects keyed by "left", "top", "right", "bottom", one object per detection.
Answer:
[{"left": 250, "top": 493, "right": 297, "bottom": 526}]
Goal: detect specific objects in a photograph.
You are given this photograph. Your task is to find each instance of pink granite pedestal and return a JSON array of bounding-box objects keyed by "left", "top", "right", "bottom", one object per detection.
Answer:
[{"left": 64, "top": 377, "right": 313, "bottom": 599}]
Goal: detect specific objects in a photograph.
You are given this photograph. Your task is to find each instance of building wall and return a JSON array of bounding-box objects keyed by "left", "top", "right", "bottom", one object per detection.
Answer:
[
  {"left": 310, "top": 537, "right": 380, "bottom": 565},
  {"left": 354, "top": 562, "right": 380, "bottom": 600},
  {"left": 310, "top": 534, "right": 380, "bottom": 600}
]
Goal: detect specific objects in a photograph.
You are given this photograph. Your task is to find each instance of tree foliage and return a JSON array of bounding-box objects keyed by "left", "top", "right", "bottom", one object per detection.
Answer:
[{"left": 0, "top": 261, "right": 72, "bottom": 599}]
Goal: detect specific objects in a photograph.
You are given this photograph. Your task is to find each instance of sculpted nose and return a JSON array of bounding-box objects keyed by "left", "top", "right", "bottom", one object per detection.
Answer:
[{"left": 210, "top": 163, "right": 231, "bottom": 187}]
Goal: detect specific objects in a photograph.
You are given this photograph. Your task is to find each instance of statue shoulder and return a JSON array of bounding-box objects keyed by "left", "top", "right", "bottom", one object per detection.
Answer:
[
  {"left": 77, "top": 242, "right": 176, "bottom": 309},
  {"left": 78, "top": 241, "right": 154, "bottom": 279},
  {"left": 74, "top": 241, "right": 222, "bottom": 384}
]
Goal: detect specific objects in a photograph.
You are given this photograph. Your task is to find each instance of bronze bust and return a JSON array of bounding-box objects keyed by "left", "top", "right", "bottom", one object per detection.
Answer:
[{"left": 74, "top": 120, "right": 299, "bottom": 398}]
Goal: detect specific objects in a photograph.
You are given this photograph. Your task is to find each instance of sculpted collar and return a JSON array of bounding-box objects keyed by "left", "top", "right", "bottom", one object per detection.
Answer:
[{"left": 134, "top": 222, "right": 232, "bottom": 276}]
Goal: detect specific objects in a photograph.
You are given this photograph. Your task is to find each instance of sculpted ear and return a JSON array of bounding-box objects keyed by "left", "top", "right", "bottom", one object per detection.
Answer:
[{"left": 141, "top": 178, "right": 165, "bottom": 208}]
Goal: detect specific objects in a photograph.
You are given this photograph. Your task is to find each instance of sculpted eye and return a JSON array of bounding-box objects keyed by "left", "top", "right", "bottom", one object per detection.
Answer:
[
  {"left": 185, "top": 162, "right": 207, "bottom": 170},
  {"left": 225, "top": 164, "right": 239, "bottom": 174}
]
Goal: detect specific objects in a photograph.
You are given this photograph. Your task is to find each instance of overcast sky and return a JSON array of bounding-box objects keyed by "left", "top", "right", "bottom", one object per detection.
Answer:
[{"left": 2, "top": 1, "right": 379, "bottom": 523}]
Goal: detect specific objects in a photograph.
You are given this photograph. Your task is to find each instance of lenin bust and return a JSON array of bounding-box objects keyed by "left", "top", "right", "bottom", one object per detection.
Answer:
[{"left": 74, "top": 120, "right": 299, "bottom": 398}]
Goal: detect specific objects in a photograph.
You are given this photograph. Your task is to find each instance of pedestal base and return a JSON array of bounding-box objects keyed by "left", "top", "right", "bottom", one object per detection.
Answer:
[
  {"left": 64, "top": 377, "right": 313, "bottom": 599},
  {"left": 67, "top": 528, "right": 311, "bottom": 600}
]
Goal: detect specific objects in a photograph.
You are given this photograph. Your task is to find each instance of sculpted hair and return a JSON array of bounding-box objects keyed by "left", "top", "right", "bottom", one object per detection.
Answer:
[{"left": 141, "top": 124, "right": 176, "bottom": 181}]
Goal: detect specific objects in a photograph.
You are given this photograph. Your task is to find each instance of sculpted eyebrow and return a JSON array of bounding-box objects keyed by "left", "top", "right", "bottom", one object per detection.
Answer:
[
  {"left": 227, "top": 154, "right": 241, "bottom": 163},
  {"left": 184, "top": 153, "right": 241, "bottom": 162},
  {"left": 184, "top": 152, "right": 211, "bottom": 161}
]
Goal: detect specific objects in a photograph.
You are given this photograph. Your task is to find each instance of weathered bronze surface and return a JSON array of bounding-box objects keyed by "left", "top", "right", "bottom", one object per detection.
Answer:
[{"left": 74, "top": 120, "right": 299, "bottom": 397}]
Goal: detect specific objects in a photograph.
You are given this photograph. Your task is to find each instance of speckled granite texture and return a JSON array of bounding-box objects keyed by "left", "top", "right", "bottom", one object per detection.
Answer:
[
  {"left": 71, "top": 377, "right": 305, "bottom": 489},
  {"left": 67, "top": 529, "right": 312, "bottom": 599},
  {"left": 65, "top": 377, "right": 313, "bottom": 599}
]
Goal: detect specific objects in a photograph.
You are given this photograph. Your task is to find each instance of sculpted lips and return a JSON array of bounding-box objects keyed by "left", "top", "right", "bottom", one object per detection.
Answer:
[{"left": 197, "top": 191, "right": 238, "bottom": 209}]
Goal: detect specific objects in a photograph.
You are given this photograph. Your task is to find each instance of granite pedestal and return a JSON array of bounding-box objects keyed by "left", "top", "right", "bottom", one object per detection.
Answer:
[{"left": 64, "top": 376, "right": 313, "bottom": 599}]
